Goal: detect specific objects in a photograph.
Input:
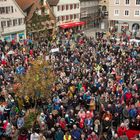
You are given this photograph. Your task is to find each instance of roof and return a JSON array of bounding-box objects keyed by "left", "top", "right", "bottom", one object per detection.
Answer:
[
  {"left": 47, "top": 0, "right": 59, "bottom": 6},
  {"left": 15, "top": 0, "right": 41, "bottom": 21},
  {"left": 15, "top": 0, "right": 37, "bottom": 11}
]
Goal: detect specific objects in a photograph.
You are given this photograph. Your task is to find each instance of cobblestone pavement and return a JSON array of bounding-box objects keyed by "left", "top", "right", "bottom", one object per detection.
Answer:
[{"left": 83, "top": 27, "right": 108, "bottom": 38}]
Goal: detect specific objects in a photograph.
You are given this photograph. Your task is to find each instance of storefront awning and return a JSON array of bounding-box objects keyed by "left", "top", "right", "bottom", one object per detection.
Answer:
[{"left": 60, "top": 21, "right": 85, "bottom": 29}]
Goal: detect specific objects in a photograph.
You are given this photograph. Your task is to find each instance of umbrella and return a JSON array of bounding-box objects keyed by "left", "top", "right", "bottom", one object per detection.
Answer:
[{"left": 7, "top": 50, "right": 15, "bottom": 55}]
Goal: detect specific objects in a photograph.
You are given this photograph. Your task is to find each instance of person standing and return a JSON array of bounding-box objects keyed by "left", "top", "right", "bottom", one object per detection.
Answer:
[
  {"left": 64, "top": 132, "right": 72, "bottom": 140},
  {"left": 30, "top": 131, "right": 40, "bottom": 140},
  {"left": 54, "top": 127, "right": 64, "bottom": 140}
]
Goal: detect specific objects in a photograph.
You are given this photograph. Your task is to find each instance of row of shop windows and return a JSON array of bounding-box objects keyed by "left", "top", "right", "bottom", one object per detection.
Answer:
[
  {"left": 110, "top": 21, "right": 140, "bottom": 32},
  {"left": 3, "top": 33, "right": 25, "bottom": 41}
]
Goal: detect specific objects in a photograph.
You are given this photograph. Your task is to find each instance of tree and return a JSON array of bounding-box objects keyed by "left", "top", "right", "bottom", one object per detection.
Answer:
[
  {"left": 15, "top": 57, "right": 55, "bottom": 109},
  {"left": 27, "top": 7, "right": 51, "bottom": 40}
]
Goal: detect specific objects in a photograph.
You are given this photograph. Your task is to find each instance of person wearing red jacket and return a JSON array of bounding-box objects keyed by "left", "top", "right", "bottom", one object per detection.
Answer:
[
  {"left": 79, "top": 118, "right": 84, "bottom": 129},
  {"left": 59, "top": 118, "right": 66, "bottom": 131},
  {"left": 117, "top": 123, "right": 127, "bottom": 136}
]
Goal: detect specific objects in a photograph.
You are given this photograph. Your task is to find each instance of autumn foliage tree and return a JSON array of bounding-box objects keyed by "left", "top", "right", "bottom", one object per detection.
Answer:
[{"left": 16, "top": 57, "right": 55, "bottom": 109}]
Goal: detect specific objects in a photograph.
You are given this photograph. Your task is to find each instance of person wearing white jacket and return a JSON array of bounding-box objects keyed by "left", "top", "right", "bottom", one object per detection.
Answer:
[{"left": 30, "top": 132, "right": 40, "bottom": 140}]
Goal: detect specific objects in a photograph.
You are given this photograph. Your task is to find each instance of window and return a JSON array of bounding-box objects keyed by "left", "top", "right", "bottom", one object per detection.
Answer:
[
  {"left": 70, "top": 4, "right": 73, "bottom": 10},
  {"left": 11, "top": 6, "right": 13, "bottom": 13},
  {"left": 124, "top": 10, "right": 129, "bottom": 16},
  {"left": 62, "top": 16, "right": 64, "bottom": 21},
  {"left": 74, "top": 4, "right": 76, "bottom": 9},
  {"left": 62, "top": 5, "right": 64, "bottom": 11},
  {"left": 57, "top": 17, "right": 59, "bottom": 22},
  {"left": 63, "top": 16, "right": 65, "bottom": 21},
  {"left": 0, "top": 7, "right": 2, "bottom": 14},
  {"left": 114, "top": 9, "right": 119, "bottom": 16},
  {"left": 57, "top": 6, "right": 60, "bottom": 11},
  {"left": 136, "top": 0, "right": 140, "bottom": 5},
  {"left": 135, "top": 10, "right": 140, "bottom": 16},
  {"left": 66, "top": 15, "right": 69, "bottom": 20},
  {"left": 74, "top": 14, "right": 76, "bottom": 19},
  {"left": 1, "top": 21, "right": 6, "bottom": 28},
  {"left": 18, "top": 18, "right": 22, "bottom": 25},
  {"left": 125, "top": 0, "right": 129, "bottom": 4},
  {"left": 0, "top": 7, "right": 5, "bottom": 14},
  {"left": 13, "top": 19, "right": 17, "bottom": 26},
  {"left": 7, "top": 20, "right": 12, "bottom": 27},
  {"left": 66, "top": 5, "right": 68, "bottom": 10},
  {"left": 77, "top": 4, "right": 79, "bottom": 8},
  {"left": 115, "top": 0, "right": 119, "bottom": 4},
  {"left": 6, "top": 7, "right": 10, "bottom": 14},
  {"left": 70, "top": 15, "right": 73, "bottom": 20}
]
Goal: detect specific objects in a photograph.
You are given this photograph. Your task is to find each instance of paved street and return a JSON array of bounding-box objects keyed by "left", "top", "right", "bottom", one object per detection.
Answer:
[
  {"left": 83, "top": 18, "right": 109, "bottom": 38},
  {"left": 83, "top": 27, "right": 108, "bottom": 38}
]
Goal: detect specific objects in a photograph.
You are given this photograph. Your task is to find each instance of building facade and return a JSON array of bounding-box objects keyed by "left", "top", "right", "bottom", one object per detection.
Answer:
[
  {"left": 80, "top": 0, "right": 100, "bottom": 28},
  {"left": 99, "top": 0, "right": 109, "bottom": 16},
  {"left": 48, "top": 0, "right": 84, "bottom": 29},
  {"left": 0, "top": 0, "right": 26, "bottom": 41},
  {"left": 109, "top": 0, "right": 140, "bottom": 35}
]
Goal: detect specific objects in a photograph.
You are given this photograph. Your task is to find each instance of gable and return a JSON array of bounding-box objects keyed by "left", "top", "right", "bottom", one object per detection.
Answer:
[
  {"left": 15, "top": 0, "right": 35, "bottom": 11},
  {"left": 47, "top": 0, "right": 59, "bottom": 6},
  {"left": 13, "top": 0, "right": 26, "bottom": 17}
]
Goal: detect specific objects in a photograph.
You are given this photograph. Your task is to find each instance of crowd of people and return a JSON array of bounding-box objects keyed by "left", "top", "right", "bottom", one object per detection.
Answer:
[{"left": 0, "top": 29, "right": 140, "bottom": 140}]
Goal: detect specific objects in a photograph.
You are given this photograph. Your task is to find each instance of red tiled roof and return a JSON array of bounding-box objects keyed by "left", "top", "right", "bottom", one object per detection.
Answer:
[
  {"left": 15, "top": 0, "right": 37, "bottom": 11},
  {"left": 47, "top": 0, "right": 59, "bottom": 6}
]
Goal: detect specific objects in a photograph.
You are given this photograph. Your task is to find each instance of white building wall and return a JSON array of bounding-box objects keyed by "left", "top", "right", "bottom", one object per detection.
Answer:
[
  {"left": 109, "top": 0, "right": 140, "bottom": 33},
  {"left": 0, "top": 0, "right": 26, "bottom": 41},
  {"left": 53, "top": 0, "right": 80, "bottom": 26}
]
